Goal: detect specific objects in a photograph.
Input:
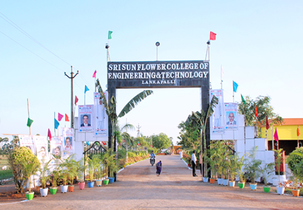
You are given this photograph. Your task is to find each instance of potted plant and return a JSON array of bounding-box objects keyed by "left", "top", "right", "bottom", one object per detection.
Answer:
[
  {"left": 39, "top": 159, "right": 52, "bottom": 197},
  {"left": 76, "top": 158, "right": 87, "bottom": 190},
  {"left": 50, "top": 167, "right": 60, "bottom": 195},
  {"left": 286, "top": 148, "right": 303, "bottom": 196},
  {"left": 244, "top": 147, "right": 262, "bottom": 191},
  {"left": 228, "top": 154, "right": 239, "bottom": 187},
  {"left": 103, "top": 149, "right": 118, "bottom": 184},
  {"left": 87, "top": 155, "right": 99, "bottom": 188},
  {"left": 23, "top": 157, "right": 40, "bottom": 200},
  {"left": 274, "top": 149, "right": 285, "bottom": 195},
  {"left": 94, "top": 155, "right": 105, "bottom": 187},
  {"left": 259, "top": 162, "right": 274, "bottom": 193},
  {"left": 237, "top": 153, "right": 247, "bottom": 189}
]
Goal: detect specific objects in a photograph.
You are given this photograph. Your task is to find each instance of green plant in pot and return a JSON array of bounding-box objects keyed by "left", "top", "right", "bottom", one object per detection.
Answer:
[
  {"left": 236, "top": 153, "right": 247, "bottom": 189},
  {"left": 228, "top": 154, "right": 239, "bottom": 187},
  {"left": 60, "top": 155, "right": 77, "bottom": 192},
  {"left": 287, "top": 148, "right": 303, "bottom": 196},
  {"left": 76, "top": 158, "right": 87, "bottom": 190},
  {"left": 103, "top": 149, "right": 118, "bottom": 183},
  {"left": 87, "top": 155, "right": 99, "bottom": 188},
  {"left": 93, "top": 154, "right": 105, "bottom": 187},
  {"left": 23, "top": 155, "right": 40, "bottom": 200},
  {"left": 8, "top": 146, "right": 40, "bottom": 196},
  {"left": 244, "top": 146, "right": 262, "bottom": 190},
  {"left": 259, "top": 162, "right": 274, "bottom": 193},
  {"left": 39, "top": 159, "right": 52, "bottom": 197},
  {"left": 50, "top": 167, "right": 60, "bottom": 195}
]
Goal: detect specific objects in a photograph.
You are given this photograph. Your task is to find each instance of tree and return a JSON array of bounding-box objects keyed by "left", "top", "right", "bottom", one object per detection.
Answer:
[
  {"left": 96, "top": 79, "right": 153, "bottom": 148},
  {"left": 177, "top": 121, "right": 201, "bottom": 149},
  {"left": 96, "top": 79, "right": 153, "bottom": 177},
  {"left": 185, "top": 95, "right": 218, "bottom": 177},
  {"left": 152, "top": 133, "right": 172, "bottom": 150},
  {"left": 239, "top": 95, "right": 283, "bottom": 126},
  {"left": 8, "top": 147, "right": 40, "bottom": 193}
]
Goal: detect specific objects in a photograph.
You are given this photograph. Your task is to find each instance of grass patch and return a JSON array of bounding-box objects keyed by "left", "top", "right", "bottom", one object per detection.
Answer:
[{"left": 0, "top": 170, "right": 13, "bottom": 180}]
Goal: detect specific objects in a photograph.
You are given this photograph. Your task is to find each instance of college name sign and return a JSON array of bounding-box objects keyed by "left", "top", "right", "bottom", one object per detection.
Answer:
[{"left": 107, "top": 60, "right": 209, "bottom": 88}]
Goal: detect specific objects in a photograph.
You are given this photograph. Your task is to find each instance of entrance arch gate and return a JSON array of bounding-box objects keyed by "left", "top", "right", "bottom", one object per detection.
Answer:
[{"left": 107, "top": 60, "right": 210, "bottom": 178}]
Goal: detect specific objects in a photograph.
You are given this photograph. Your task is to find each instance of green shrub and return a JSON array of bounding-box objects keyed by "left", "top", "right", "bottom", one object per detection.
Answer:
[
  {"left": 287, "top": 147, "right": 303, "bottom": 177},
  {"left": 128, "top": 152, "right": 136, "bottom": 158},
  {"left": 8, "top": 147, "right": 40, "bottom": 193}
]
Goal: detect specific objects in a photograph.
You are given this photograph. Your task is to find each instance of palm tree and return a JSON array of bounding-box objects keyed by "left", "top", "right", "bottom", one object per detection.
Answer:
[
  {"left": 95, "top": 79, "right": 153, "bottom": 178},
  {"left": 187, "top": 95, "right": 218, "bottom": 177}
]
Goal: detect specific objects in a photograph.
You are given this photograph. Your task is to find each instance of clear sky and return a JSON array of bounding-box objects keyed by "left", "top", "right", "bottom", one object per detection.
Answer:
[{"left": 1, "top": 1, "right": 302, "bottom": 145}]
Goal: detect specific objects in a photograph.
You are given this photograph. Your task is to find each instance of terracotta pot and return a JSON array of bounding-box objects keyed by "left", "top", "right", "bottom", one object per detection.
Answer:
[
  {"left": 210, "top": 178, "right": 215, "bottom": 184},
  {"left": 292, "top": 189, "right": 300, "bottom": 197},
  {"left": 68, "top": 185, "right": 74, "bottom": 192},
  {"left": 78, "top": 182, "right": 85, "bottom": 190}
]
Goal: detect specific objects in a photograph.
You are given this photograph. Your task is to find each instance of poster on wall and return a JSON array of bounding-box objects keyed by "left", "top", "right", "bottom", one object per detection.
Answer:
[
  {"left": 62, "top": 127, "right": 74, "bottom": 158},
  {"left": 210, "top": 89, "right": 225, "bottom": 133},
  {"left": 50, "top": 136, "right": 63, "bottom": 168},
  {"left": 225, "top": 103, "right": 238, "bottom": 129},
  {"left": 33, "top": 136, "right": 48, "bottom": 162},
  {"left": 94, "top": 92, "right": 108, "bottom": 138},
  {"left": 50, "top": 136, "right": 63, "bottom": 159},
  {"left": 19, "top": 135, "right": 35, "bottom": 153},
  {"left": 78, "top": 105, "right": 93, "bottom": 132}
]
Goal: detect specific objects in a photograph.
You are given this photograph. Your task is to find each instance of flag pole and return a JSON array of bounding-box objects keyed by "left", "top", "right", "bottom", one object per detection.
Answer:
[
  {"left": 220, "top": 65, "right": 223, "bottom": 90},
  {"left": 27, "top": 98, "right": 31, "bottom": 135},
  {"left": 297, "top": 126, "right": 299, "bottom": 148},
  {"left": 271, "top": 122, "right": 274, "bottom": 150},
  {"left": 54, "top": 112, "right": 56, "bottom": 137}
]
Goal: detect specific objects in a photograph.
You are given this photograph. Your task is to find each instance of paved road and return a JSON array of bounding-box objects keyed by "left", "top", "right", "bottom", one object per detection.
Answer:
[{"left": 1, "top": 155, "right": 303, "bottom": 210}]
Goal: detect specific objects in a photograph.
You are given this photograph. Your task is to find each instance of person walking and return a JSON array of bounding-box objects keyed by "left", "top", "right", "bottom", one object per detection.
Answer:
[
  {"left": 191, "top": 150, "right": 197, "bottom": 177},
  {"left": 156, "top": 160, "right": 162, "bottom": 176}
]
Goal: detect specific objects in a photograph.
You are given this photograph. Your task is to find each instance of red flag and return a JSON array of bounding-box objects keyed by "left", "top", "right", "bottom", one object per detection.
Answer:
[
  {"left": 65, "top": 114, "right": 69, "bottom": 122},
  {"left": 297, "top": 127, "right": 300, "bottom": 137},
  {"left": 137, "top": 142, "right": 139, "bottom": 146},
  {"left": 48, "top": 129, "right": 52, "bottom": 140},
  {"left": 92, "top": 70, "right": 97, "bottom": 78},
  {"left": 102, "top": 141, "right": 106, "bottom": 145},
  {"left": 210, "top": 31, "right": 217, "bottom": 40},
  {"left": 274, "top": 128, "right": 279, "bottom": 141},
  {"left": 75, "top": 96, "right": 79, "bottom": 105},
  {"left": 58, "top": 113, "right": 63, "bottom": 121},
  {"left": 266, "top": 116, "right": 270, "bottom": 130},
  {"left": 254, "top": 104, "right": 258, "bottom": 118}
]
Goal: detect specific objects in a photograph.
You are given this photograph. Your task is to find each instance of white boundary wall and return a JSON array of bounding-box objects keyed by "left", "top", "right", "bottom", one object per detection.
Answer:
[{"left": 211, "top": 114, "right": 278, "bottom": 184}]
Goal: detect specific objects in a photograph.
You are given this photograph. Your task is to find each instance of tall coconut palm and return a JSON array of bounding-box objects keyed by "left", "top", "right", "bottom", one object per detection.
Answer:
[
  {"left": 186, "top": 95, "right": 218, "bottom": 177},
  {"left": 95, "top": 79, "right": 153, "bottom": 178}
]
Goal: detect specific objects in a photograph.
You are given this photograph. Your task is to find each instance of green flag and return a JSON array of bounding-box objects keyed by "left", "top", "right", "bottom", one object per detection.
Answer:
[
  {"left": 241, "top": 94, "right": 246, "bottom": 105},
  {"left": 27, "top": 118, "right": 33, "bottom": 127},
  {"left": 108, "top": 31, "right": 113, "bottom": 39}
]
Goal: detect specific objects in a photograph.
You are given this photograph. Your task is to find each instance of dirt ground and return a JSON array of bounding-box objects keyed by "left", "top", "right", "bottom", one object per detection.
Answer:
[{"left": 1, "top": 155, "right": 303, "bottom": 210}]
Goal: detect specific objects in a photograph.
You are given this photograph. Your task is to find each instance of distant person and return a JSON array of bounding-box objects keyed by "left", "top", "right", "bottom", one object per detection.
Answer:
[
  {"left": 179, "top": 150, "right": 183, "bottom": 160},
  {"left": 191, "top": 150, "right": 197, "bottom": 177},
  {"left": 81, "top": 115, "right": 91, "bottom": 127},
  {"left": 156, "top": 160, "right": 162, "bottom": 176},
  {"left": 226, "top": 112, "right": 236, "bottom": 125},
  {"left": 150, "top": 151, "right": 155, "bottom": 159}
]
